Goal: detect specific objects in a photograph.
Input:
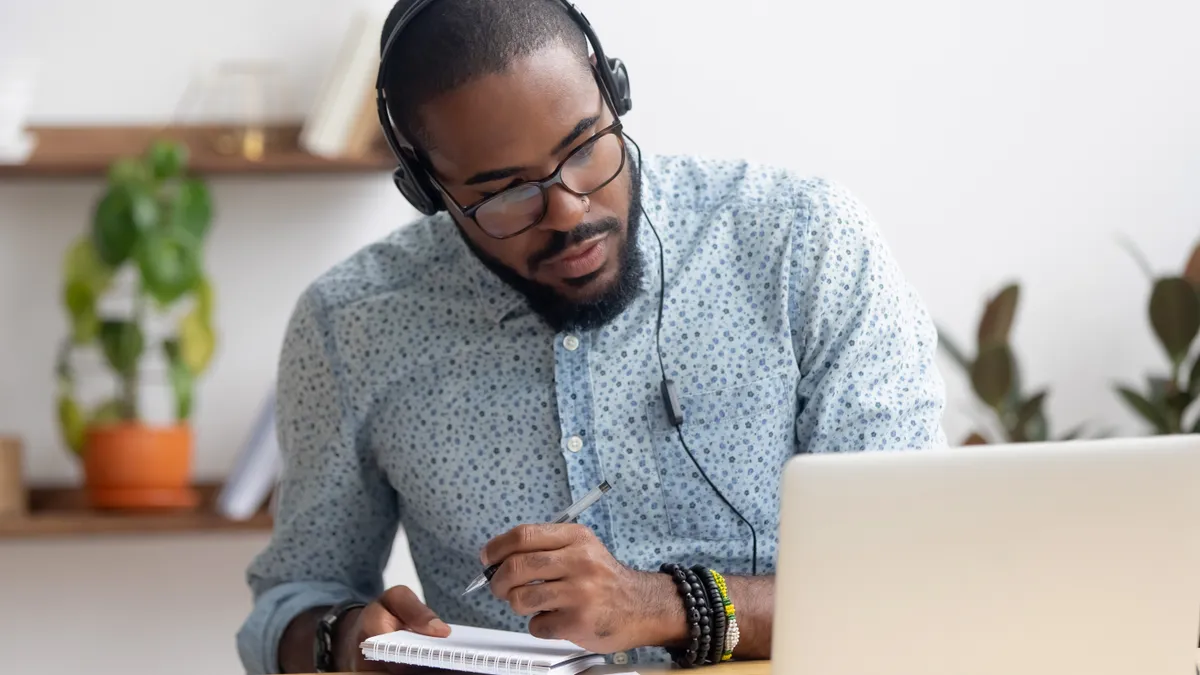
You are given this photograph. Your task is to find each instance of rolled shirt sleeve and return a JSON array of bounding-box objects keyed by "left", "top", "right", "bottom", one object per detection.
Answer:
[
  {"left": 788, "top": 178, "right": 948, "bottom": 452},
  {"left": 236, "top": 285, "right": 401, "bottom": 674}
]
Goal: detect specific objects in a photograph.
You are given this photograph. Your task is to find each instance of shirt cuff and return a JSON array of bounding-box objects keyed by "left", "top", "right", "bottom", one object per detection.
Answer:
[{"left": 236, "top": 581, "right": 371, "bottom": 675}]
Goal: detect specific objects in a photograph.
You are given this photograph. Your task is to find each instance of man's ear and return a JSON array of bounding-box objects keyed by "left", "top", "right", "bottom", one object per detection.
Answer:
[{"left": 590, "top": 53, "right": 597, "bottom": 66}]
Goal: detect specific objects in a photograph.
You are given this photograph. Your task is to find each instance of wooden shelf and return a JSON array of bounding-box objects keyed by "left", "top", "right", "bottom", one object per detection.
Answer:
[
  {"left": 0, "top": 482, "right": 273, "bottom": 540},
  {"left": 0, "top": 124, "right": 395, "bottom": 178}
]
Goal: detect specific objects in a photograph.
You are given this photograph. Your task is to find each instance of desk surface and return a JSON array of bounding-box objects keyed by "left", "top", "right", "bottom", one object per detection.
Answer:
[{"left": 316, "top": 660, "right": 770, "bottom": 675}]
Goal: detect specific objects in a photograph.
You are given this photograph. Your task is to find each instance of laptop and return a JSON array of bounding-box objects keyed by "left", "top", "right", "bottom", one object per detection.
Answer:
[{"left": 771, "top": 435, "right": 1200, "bottom": 675}]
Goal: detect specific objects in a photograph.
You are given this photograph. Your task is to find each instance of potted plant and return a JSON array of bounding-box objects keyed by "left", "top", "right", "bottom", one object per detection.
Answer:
[
  {"left": 1114, "top": 239, "right": 1200, "bottom": 434},
  {"left": 938, "top": 282, "right": 1097, "bottom": 445},
  {"left": 55, "top": 138, "right": 217, "bottom": 510}
]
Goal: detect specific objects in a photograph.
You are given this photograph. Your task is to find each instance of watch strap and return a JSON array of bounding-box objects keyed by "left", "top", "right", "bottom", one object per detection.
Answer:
[{"left": 314, "top": 600, "right": 367, "bottom": 673}]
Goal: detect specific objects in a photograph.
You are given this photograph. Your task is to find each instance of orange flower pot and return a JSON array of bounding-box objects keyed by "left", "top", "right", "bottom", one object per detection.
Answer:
[{"left": 82, "top": 423, "right": 199, "bottom": 511}]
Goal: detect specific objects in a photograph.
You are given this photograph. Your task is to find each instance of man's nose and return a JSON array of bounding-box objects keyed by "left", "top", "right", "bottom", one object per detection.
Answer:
[{"left": 535, "top": 185, "right": 587, "bottom": 234}]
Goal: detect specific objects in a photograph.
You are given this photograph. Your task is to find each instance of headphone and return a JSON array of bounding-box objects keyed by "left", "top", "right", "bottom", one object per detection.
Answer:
[
  {"left": 375, "top": 0, "right": 633, "bottom": 216},
  {"left": 374, "top": 0, "right": 759, "bottom": 576}
]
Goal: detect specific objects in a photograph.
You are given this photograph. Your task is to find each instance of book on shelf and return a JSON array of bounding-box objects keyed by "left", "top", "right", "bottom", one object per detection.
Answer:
[
  {"left": 215, "top": 387, "right": 281, "bottom": 521},
  {"left": 300, "top": 8, "right": 388, "bottom": 159}
]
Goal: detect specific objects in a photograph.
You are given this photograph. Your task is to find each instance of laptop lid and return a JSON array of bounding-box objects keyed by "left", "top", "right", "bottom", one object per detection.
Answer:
[{"left": 771, "top": 435, "right": 1200, "bottom": 675}]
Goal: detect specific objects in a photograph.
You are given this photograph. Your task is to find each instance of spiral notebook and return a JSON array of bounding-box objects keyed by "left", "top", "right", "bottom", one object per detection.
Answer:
[{"left": 360, "top": 623, "right": 606, "bottom": 675}]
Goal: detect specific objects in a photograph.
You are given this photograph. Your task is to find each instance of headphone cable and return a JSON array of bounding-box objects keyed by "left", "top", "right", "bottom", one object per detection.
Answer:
[{"left": 624, "top": 133, "right": 759, "bottom": 577}]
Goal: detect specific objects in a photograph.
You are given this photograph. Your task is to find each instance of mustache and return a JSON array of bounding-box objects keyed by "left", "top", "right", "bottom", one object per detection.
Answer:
[{"left": 528, "top": 217, "right": 622, "bottom": 271}]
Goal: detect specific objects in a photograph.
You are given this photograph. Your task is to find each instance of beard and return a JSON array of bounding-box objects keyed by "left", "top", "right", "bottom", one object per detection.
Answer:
[{"left": 461, "top": 165, "right": 645, "bottom": 333}]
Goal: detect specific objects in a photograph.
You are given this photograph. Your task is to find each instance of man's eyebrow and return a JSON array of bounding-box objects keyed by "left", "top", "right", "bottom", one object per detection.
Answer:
[
  {"left": 464, "top": 166, "right": 525, "bottom": 186},
  {"left": 550, "top": 115, "right": 601, "bottom": 154},
  {"left": 462, "top": 115, "right": 602, "bottom": 186}
]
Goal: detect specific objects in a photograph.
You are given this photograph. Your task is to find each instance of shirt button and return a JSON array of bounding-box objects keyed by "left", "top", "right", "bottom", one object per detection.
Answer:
[
  {"left": 566, "top": 436, "right": 584, "bottom": 453},
  {"left": 613, "top": 652, "right": 629, "bottom": 665},
  {"left": 563, "top": 335, "right": 580, "bottom": 351}
]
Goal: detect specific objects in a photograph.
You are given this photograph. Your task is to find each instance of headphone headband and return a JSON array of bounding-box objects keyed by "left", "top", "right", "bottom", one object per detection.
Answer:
[{"left": 374, "top": 0, "right": 632, "bottom": 215}]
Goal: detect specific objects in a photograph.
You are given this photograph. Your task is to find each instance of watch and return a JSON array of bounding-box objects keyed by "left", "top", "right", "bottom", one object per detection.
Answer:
[{"left": 314, "top": 600, "right": 367, "bottom": 673}]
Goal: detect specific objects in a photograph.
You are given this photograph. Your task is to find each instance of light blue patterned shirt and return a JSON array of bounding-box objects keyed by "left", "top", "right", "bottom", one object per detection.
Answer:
[{"left": 236, "top": 153, "right": 947, "bottom": 674}]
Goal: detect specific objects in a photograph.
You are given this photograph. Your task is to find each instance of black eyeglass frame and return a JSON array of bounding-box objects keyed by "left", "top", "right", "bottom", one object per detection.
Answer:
[{"left": 425, "top": 76, "right": 629, "bottom": 240}]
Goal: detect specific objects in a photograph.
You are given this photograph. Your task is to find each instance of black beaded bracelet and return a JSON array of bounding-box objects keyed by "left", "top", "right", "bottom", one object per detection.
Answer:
[
  {"left": 660, "top": 563, "right": 712, "bottom": 668},
  {"left": 694, "top": 566, "right": 727, "bottom": 666},
  {"left": 685, "top": 567, "right": 712, "bottom": 665}
]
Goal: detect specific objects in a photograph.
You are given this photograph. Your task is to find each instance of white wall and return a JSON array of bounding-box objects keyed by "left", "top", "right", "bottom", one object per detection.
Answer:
[
  {"left": 0, "top": 530, "right": 421, "bottom": 675},
  {"left": 0, "top": 0, "right": 1197, "bottom": 673}
]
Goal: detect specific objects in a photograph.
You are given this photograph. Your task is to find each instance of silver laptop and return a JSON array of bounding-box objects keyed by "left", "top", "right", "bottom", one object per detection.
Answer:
[{"left": 771, "top": 435, "right": 1200, "bottom": 675}]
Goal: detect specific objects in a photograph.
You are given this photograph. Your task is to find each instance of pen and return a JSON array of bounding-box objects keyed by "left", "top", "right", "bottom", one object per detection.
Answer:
[{"left": 461, "top": 480, "right": 612, "bottom": 595}]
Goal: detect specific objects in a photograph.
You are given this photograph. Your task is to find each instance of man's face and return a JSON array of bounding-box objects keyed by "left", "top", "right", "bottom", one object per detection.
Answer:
[{"left": 417, "top": 42, "right": 638, "bottom": 321}]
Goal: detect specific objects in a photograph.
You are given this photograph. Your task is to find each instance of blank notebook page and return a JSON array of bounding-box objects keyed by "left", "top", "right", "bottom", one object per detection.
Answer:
[{"left": 360, "top": 623, "right": 605, "bottom": 675}]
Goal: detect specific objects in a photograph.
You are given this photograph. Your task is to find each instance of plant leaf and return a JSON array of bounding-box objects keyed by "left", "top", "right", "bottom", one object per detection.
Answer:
[
  {"left": 163, "top": 339, "right": 194, "bottom": 421},
  {"left": 998, "top": 349, "right": 1025, "bottom": 416},
  {"left": 98, "top": 320, "right": 144, "bottom": 378},
  {"left": 56, "top": 394, "right": 86, "bottom": 456},
  {"left": 1188, "top": 356, "right": 1200, "bottom": 400},
  {"left": 962, "top": 431, "right": 988, "bottom": 446},
  {"left": 63, "top": 279, "right": 99, "bottom": 344},
  {"left": 1117, "top": 234, "right": 1156, "bottom": 280},
  {"left": 89, "top": 398, "right": 125, "bottom": 425},
  {"left": 147, "top": 139, "right": 189, "bottom": 180},
  {"left": 178, "top": 302, "right": 216, "bottom": 375},
  {"left": 63, "top": 235, "right": 114, "bottom": 293},
  {"left": 971, "top": 344, "right": 1014, "bottom": 408},
  {"left": 1149, "top": 277, "right": 1200, "bottom": 366},
  {"left": 1058, "top": 423, "right": 1087, "bottom": 441},
  {"left": 1165, "top": 390, "right": 1194, "bottom": 417},
  {"left": 1147, "top": 375, "right": 1174, "bottom": 404},
  {"left": 1116, "top": 386, "right": 1170, "bottom": 434},
  {"left": 1015, "top": 390, "right": 1047, "bottom": 432},
  {"left": 936, "top": 327, "right": 971, "bottom": 371},
  {"left": 977, "top": 284, "right": 1020, "bottom": 349},
  {"left": 61, "top": 237, "right": 114, "bottom": 346},
  {"left": 1184, "top": 242, "right": 1200, "bottom": 287},
  {"left": 136, "top": 227, "right": 202, "bottom": 306},
  {"left": 92, "top": 186, "right": 138, "bottom": 266},
  {"left": 193, "top": 275, "right": 215, "bottom": 320},
  {"left": 171, "top": 178, "right": 212, "bottom": 242},
  {"left": 107, "top": 156, "right": 148, "bottom": 186}
]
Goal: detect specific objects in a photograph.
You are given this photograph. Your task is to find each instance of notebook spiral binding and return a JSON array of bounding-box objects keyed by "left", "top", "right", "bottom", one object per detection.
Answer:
[{"left": 361, "top": 640, "right": 546, "bottom": 675}]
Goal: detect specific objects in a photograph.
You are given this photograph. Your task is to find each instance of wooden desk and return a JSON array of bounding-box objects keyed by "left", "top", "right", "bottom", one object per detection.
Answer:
[{"left": 314, "top": 660, "right": 770, "bottom": 675}]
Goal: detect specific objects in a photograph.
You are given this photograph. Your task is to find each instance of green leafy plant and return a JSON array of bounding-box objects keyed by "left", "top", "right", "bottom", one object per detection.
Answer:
[
  {"left": 1114, "top": 239, "right": 1200, "bottom": 435},
  {"left": 55, "top": 139, "right": 217, "bottom": 455},
  {"left": 938, "top": 283, "right": 1091, "bottom": 445}
]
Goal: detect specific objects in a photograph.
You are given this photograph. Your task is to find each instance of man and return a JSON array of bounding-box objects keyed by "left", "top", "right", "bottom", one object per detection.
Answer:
[{"left": 236, "top": 0, "right": 947, "bottom": 672}]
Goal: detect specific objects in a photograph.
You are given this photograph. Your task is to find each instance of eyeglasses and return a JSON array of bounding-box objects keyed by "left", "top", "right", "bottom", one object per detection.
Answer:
[{"left": 439, "top": 120, "right": 628, "bottom": 240}]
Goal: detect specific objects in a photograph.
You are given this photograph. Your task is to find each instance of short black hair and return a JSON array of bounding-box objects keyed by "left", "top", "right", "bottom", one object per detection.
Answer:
[{"left": 380, "top": 0, "right": 590, "bottom": 151}]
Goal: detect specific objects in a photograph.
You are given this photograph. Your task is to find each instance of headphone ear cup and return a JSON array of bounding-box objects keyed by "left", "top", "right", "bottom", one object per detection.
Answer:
[
  {"left": 392, "top": 157, "right": 443, "bottom": 216},
  {"left": 605, "top": 57, "right": 632, "bottom": 116}
]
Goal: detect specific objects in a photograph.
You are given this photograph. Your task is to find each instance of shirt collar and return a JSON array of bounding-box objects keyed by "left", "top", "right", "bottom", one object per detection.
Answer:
[{"left": 437, "top": 213, "right": 530, "bottom": 325}]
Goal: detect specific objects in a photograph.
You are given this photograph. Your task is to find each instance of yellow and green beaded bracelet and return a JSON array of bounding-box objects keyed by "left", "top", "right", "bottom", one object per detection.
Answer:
[{"left": 710, "top": 570, "right": 739, "bottom": 660}]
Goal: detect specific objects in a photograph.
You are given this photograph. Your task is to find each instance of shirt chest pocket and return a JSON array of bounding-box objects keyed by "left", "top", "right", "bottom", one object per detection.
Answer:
[{"left": 647, "top": 368, "right": 798, "bottom": 542}]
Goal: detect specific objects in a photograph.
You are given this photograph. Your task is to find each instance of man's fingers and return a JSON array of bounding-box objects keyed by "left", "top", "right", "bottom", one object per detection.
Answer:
[
  {"left": 528, "top": 608, "right": 577, "bottom": 641},
  {"left": 482, "top": 523, "right": 590, "bottom": 566},
  {"left": 377, "top": 586, "right": 451, "bottom": 637},
  {"left": 489, "top": 550, "right": 570, "bottom": 599},
  {"left": 506, "top": 580, "right": 572, "bottom": 616},
  {"left": 359, "top": 602, "right": 403, "bottom": 637}
]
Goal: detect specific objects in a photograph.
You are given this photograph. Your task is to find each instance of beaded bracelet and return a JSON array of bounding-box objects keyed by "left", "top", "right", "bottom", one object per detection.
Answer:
[
  {"left": 692, "top": 567, "right": 725, "bottom": 665},
  {"left": 659, "top": 563, "right": 712, "bottom": 668},
  {"left": 687, "top": 567, "right": 714, "bottom": 666},
  {"left": 710, "top": 569, "right": 739, "bottom": 660}
]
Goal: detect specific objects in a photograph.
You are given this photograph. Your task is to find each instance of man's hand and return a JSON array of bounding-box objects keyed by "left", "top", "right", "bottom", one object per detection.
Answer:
[
  {"left": 338, "top": 586, "right": 452, "bottom": 673},
  {"left": 482, "top": 524, "right": 687, "bottom": 654}
]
